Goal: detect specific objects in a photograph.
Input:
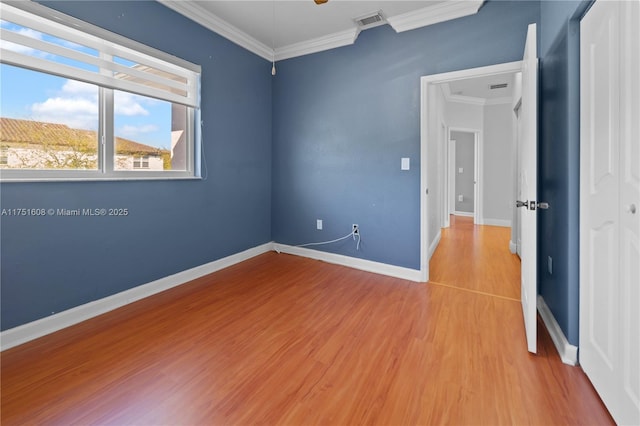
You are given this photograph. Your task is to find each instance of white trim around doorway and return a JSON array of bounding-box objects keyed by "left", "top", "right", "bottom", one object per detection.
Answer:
[{"left": 420, "top": 60, "right": 523, "bottom": 282}]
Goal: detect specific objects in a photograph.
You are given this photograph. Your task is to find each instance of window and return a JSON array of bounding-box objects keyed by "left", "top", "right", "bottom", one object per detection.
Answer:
[
  {"left": 0, "top": 146, "right": 8, "bottom": 166},
  {"left": 0, "top": 2, "right": 201, "bottom": 181},
  {"left": 132, "top": 156, "right": 150, "bottom": 170}
]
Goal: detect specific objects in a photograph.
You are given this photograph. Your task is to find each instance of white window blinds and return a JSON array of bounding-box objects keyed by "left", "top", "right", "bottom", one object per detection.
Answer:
[{"left": 0, "top": 2, "right": 200, "bottom": 108}]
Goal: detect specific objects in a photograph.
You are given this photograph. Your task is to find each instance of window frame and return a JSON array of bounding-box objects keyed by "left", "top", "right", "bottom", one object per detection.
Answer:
[
  {"left": 132, "top": 156, "right": 150, "bottom": 170},
  {"left": 0, "top": 1, "right": 202, "bottom": 182},
  {"left": 0, "top": 146, "right": 8, "bottom": 166}
]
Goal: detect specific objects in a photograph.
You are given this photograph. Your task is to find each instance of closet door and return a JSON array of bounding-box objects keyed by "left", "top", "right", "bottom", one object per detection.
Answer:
[
  {"left": 618, "top": 0, "right": 640, "bottom": 422},
  {"left": 580, "top": 1, "right": 640, "bottom": 424}
]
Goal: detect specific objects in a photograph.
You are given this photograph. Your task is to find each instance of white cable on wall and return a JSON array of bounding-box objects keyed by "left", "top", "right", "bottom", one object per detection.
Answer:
[{"left": 295, "top": 228, "right": 361, "bottom": 251}]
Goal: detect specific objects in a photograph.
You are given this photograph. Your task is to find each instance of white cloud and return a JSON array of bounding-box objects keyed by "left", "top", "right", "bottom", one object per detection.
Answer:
[
  {"left": 31, "top": 80, "right": 98, "bottom": 129},
  {"left": 31, "top": 97, "right": 98, "bottom": 130},
  {"left": 61, "top": 80, "right": 97, "bottom": 95},
  {"left": 119, "top": 124, "right": 158, "bottom": 137},
  {"left": 114, "top": 91, "right": 149, "bottom": 116},
  {"left": 29, "top": 79, "right": 151, "bottom": 130},
  {"left": 31, "top": 80, "right": 98, "bottom": 130}
]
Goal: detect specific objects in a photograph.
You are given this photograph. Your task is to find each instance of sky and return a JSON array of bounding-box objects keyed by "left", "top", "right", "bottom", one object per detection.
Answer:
[{"left": 0, "top": 21, "right": 172, "bottom": 150}]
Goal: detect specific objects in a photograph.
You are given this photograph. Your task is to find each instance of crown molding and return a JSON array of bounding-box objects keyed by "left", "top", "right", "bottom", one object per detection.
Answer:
[
  {"left": 447, "top": 94, "right": 486, "bottom": 106},
  {"left": 442, "top": 83, "right": 486, "bottom": 106},
  {"left": 159, "top": 0, "right": 484, "bottom": 62},
  {"left": 484, "top": 97, "right": 513, "bottom": 106},
  {"left": 158, "top": 0, "right": 273, "bottom": 61},
  {"left": 446, "top": 94, "right": 512, "bottom": 106},
  {"left": 275, "top": 27, "right": 360, "bottom": 61},
  {"left": 442, "top": 82, "right": 511, "bottom": 106},
  {"left": 388, "top": 0, "right": 484, "bottom": 33}
]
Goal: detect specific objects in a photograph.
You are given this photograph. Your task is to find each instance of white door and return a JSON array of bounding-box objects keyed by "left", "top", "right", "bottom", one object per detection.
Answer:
[
  {"left": 517, "top": 23, "right": 538, "bottom": 354},
  {"left": 580, "top": 1, "right": 640, "bottom": 424},
  {"left": 620, "top": 3, "right": 640, "bottom": 422}
]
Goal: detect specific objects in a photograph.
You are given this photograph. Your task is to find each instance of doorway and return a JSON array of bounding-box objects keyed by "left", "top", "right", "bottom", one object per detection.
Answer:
[
  {"left": 419, "top": 60, "right": 523, "bottom": 282},
  {"left": 420, "top": 26, "right": 539, "bottom": 354},
  {"left": 448, "top": 129, "right": 479, "bottom": 223}
]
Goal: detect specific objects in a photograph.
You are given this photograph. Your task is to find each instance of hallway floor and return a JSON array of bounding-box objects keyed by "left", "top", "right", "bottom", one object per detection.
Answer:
[{"left": 430, "top": 215, "right": 521, "bottom": 300}]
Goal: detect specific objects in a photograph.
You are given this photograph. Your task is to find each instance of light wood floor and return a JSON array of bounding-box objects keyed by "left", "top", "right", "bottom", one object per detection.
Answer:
[
  {"left": 430, "top": 215, "right": 521, "bottom": 300},
  {"left": 1, "top": 218, "right": 613, "bottom": 425}
]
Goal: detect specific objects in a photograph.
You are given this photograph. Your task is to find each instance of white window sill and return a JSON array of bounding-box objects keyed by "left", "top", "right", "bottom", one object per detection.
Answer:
[{"left": 0, "top": 176, "right": 203, "bottom": 183}]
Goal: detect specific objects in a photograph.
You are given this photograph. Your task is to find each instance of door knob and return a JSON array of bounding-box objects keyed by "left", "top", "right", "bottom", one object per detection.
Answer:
[
  {"left": 627, "top": 204, "right": 637, "bottom": 214},
  {"left": 516, "top": 200, "right": 529, "bottom": 208}
]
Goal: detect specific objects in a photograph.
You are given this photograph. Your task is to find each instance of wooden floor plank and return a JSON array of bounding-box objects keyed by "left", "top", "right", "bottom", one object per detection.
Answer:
[
  {"left": 1, "top": 219, "right": 613, "bottom": 425},
  {"left": 430, "top": 215, "right": 521, "bottom": 300}
]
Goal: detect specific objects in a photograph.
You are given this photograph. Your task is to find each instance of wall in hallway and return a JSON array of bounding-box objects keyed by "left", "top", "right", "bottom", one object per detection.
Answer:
[
  {"left": 451, "top": 131, "right": 475, "bottom": 214},
  {"left": 483, "top": 103, "right": 514, "bottom": 224}
]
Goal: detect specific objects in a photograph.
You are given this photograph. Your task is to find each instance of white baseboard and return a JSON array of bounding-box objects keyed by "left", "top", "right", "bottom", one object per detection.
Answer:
[
  {"left": 273, "top": 244, "right": 423, "bottom": 282},
  {"left": 0, "top": 242, "right": 274, "bottom": 351},
  {"left": 482, "top": 218, "right": 512, "bottom": 227},
  {"left": 537, "top": 295, "right": 578, "bottom": 365},
  {"left": 2, "top": 241, "right": 426, "bottom": 351},
  {"left": 428, "top": 230, "right": 442, "bottom": 260},
  {"left": 453, "top": 211, "right": 474, "bottom": 217}
]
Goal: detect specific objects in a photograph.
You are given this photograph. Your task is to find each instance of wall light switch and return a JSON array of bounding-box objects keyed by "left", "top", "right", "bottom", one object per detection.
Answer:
[
  {"left": 317, "top": 219, "right": 323, "bottom": 230},
  {"left": 458, "top": 195, "right": 463, "bottom": 202},
  {"left": 548, "top": 256, "right": 553, "bottom": 274},
  {"left": 401, "top": 158, "right": 410, "bottom": 170},
  {"left": 459, "top": 167, "right": 464, "bottom": 173}
]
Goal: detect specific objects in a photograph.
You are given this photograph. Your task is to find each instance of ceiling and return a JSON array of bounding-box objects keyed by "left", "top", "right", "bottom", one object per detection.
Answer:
[
  {"left": 442, "top": 72, "right": 518, "bottom": 105},
  {"left": 158, "top": 0, "right": 484, "bottom": 61}
]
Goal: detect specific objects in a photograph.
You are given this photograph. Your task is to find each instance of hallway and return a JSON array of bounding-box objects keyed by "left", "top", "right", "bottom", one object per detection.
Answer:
[
  {"left": 426, "top": 216, "right": 613, "bottom": 423},
  {"left": 430, "top": 215, "right": 521, "bottom": 300}
]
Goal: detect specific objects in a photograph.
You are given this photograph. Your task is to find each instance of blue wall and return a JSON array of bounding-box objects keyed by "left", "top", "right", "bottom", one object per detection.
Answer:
[
  {"left": 0, "top": 1, "right": 272, "bottom": 330},
  {"left": 272, "top": 1, "right": 539, "bottom": 269},
  {"left": 4, "top": 0, "right": 591, "bottom": 341},
  {"left": 538, "top": 0, "right": 591, "bottom": 346}
]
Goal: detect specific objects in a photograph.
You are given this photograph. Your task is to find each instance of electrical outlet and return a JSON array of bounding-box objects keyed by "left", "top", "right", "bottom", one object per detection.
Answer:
[
  {"left": 317, "top": 219, "right": 323, "bottom": 230},
  {"left": 352, "top": 224, "right": 359, "bottom": 239}
]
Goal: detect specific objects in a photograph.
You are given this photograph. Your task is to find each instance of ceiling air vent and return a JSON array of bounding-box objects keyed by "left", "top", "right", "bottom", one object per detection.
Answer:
[
  {"left": 354, "top": 11, "right": 386, "bottom": 30},
  {"left": 489, "top": 83, "right": 509, "bottom": 90}
]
